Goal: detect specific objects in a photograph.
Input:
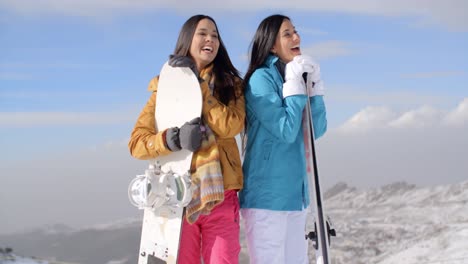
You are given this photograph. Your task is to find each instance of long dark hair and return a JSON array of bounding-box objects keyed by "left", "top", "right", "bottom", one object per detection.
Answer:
[
  {"left": 174, "top": 14, "right": 241, "bottom": 104},
  {"left": 243, "top": 14, "right": 290, "bottom": 86},
  {"left": 241, "top": 14, "right": 290, "bottom": 154}
]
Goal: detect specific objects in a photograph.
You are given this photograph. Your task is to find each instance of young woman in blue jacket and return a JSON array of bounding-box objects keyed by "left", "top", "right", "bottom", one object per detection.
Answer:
[{"left": 239, "top": 14, "right": 327, "bottom": 264}]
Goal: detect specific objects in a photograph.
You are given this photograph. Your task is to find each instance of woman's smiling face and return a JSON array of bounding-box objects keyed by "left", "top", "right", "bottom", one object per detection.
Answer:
[
  {"left": 189, "top": 18, "right": 220, "bottom": 71},
  {"left": 271, "top": 19, "right": 301, "bottom": 63}
]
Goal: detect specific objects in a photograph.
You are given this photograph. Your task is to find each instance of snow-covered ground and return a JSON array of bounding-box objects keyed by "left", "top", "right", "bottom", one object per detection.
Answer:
[
  {"left": 0, "top": 254, "right": 48, "bottom": 264},
  {"left": 318, "top": 181, "right": 468, "bottom": 264}
]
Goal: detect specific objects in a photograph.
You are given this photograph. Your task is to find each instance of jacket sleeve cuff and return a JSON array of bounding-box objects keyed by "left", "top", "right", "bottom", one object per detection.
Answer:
[
  {"left": 283, "top": 79, "right": 306, "bottom": 98},
  {"left": 154, "top": 131, "right": 172, "bottom": 156},
  {"left": 308, "top": 80, "right": 325, "bottom": 97}
]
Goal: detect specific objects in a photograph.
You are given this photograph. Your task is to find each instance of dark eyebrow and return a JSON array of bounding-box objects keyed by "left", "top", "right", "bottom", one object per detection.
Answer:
[
  {"left": 281, "top": 27, "right": 295, "bottom": 34},
  {"left": 197, "top": 28, "right": 218, "bottom": 33}
]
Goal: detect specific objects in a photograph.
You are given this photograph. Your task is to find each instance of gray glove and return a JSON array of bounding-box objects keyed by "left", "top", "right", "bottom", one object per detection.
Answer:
[
  {"left": 179, "top": 117, "right": 203, "bottom": 152},
  {"left": 168, "top": 55, "right": 204, "bottom": 82},
  {"left": 165, "top": 127, "right": 181, "bottom": 151}
]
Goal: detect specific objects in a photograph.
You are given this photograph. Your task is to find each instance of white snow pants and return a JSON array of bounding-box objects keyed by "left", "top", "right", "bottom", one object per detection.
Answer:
[{"left": 241, "top": 208, "right": 309, "bottom": 264}]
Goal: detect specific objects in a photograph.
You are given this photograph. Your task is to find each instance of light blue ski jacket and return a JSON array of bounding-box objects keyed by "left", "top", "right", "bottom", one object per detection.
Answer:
[{"left": 239, "top": 55, "right": 327, "bottom": 211}]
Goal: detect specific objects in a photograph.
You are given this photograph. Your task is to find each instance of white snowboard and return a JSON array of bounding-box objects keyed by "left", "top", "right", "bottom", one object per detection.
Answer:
[{"left": 137, "top": 62, "right": 202, "bottom": 264}]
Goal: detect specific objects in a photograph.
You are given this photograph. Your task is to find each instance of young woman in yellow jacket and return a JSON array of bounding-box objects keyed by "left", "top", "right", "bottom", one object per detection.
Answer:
[{"left": 128, "top": 15, "right": 244, "bottom": 264}]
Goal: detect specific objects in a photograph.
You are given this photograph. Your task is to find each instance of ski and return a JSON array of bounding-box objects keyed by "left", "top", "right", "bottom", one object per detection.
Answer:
[{"left": 303, "top": 75, "right": 336, "bottom": 264}]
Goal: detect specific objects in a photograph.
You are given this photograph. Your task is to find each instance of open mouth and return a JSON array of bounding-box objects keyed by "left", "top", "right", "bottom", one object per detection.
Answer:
[
  {"left": 202, "top": 46, "right": 213, "bottom": 52},
  {"left": 291, "top": 46, "right": 301, "bottom": 52}
]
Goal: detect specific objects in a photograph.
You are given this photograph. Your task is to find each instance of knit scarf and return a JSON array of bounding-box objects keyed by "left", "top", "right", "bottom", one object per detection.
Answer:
[{"left": 185, "top": 65, "right": 225, "bottom": 224}]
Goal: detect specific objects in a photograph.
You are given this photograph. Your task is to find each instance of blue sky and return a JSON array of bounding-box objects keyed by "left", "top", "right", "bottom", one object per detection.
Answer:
[{"left": 0, "top": 1, "right": 467, "bottom": 233}]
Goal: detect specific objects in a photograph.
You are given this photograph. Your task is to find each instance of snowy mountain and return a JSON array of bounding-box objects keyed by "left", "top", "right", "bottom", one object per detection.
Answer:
[
  {"left": 0, "top": 254, "right": 47, "bottom": 264},
  {"left": 1, "top": 181, "right": 467, "bottom": 264},
  {"left": 0, "top": 250, "right": 74, "bottom": 264},
  {"left": 0, "top": 256, "right": 49, "bottom": 264},
  {"left": 320, "top": 181, "right": 468, "bottom": 264}
]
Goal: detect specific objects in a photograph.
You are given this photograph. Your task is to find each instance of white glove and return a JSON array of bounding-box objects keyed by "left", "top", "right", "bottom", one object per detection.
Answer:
[
  {"left": 285, "top": 55, "right": 314, "bottom": 81},
  {"left": 301, "top": 56, "right": 324, "bottom": 97},
  {"left": 283, "top": 55, "right": 312, "bottom": 98}
]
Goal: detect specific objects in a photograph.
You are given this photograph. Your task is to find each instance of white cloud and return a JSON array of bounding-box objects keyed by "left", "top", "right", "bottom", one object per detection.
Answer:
[
  {"left": 1, "top": 0, "right": 467, "bottom": 31},
  {"left": 339, "top": 106, "right": 397, "bottom": 133},
  {"left": 302, "top": 41, "right": 353, "bottom": 61},
  {"left": 0, "top": 112, "right": 135, "bottom": 127},
  {"left": 318, "top": 120, "right": 468, "bottom": 190},
  {"left": 389, "top": 105, "right": 444, "bottom": 129},
  {"left": 338, "top": 98, "right": 468, "bottom": 133},
  {"left": 444, "top": 98, "right": 468, "bottom": 126}
]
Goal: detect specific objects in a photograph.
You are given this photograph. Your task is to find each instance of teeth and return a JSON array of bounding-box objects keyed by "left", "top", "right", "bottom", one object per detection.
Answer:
[{"left": 203, "top": 47, "right": 213, "bottom": 51}]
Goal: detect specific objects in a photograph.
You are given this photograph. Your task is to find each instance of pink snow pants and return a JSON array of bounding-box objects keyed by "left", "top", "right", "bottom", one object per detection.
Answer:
[{"left": 178, "top": 190, "right": 241, "bottom": 264}]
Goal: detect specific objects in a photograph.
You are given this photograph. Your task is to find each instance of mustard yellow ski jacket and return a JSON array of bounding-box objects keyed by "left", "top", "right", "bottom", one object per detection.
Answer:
[{"left": 128, "top": 68, "right": 245, "bottom": 191}]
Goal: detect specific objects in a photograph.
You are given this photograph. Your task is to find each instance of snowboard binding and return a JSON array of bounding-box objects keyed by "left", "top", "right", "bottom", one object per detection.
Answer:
[{"left": 128, "top": 161, "right": 193, "bottom": 210}]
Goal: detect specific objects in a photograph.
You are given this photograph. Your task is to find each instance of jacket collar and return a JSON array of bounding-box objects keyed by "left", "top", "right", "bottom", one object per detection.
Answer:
[
  {"left": 200, "top": 63, "right": 214, "bottom": 81},
  {"left": 266, "top": 54, "right": 286, "bottom": 81},
  {"left": 265, "top": 54, "right": 279, "bottom": 66}
]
